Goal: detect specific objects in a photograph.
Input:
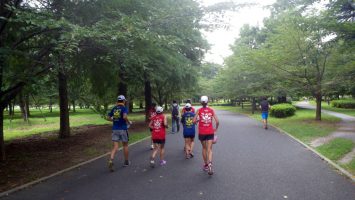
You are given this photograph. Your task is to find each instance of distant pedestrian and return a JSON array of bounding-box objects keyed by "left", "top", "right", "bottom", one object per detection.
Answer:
[
  {"left": 149, "top": 102, "right": 157, "bottom": 150},
  {"left": 107, "top": 95, "right": 132, "bottom": 172},
  {"left": 259, "top": 97, "right": 271, "bottom": 129},
  {"left": 149, "top": 106, "right": 168, "bottom": 167},
  {"left": 193, "top": 96, "right": 219, "bottom": 175},
  {"left": 181, "top": 103, "right": 196, "bottom": 159},
  {"left": 171, "top": 100, "right": 180, "bottom": 133}
]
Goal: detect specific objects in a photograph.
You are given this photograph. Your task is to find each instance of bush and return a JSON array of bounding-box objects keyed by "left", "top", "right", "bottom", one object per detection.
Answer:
[
  {"left": 331, "top": 99, "right": 355, "bottom": 109},
  {"left": 270, "top": 103, "right": 296, "bottom": 118}
]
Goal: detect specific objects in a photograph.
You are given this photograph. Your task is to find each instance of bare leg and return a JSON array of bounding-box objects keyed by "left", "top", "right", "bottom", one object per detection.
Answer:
[
  {"left": 201, "top": 140, "right": 207, "bottom": 164},
  {"left": 184, "top": 138, "right": 189, "bottom": 157},
  {"left": 122, "top": 142, "right": 129, "bottom": 161},
  {"left": 110, "top": 142, "right": 120, "bottom": 160},
  {"left": 190, "top": 138, "right": 195, "bottom": 155},
  {"left": 206, "top": 140, "right": 213, "bottom": 163},
  {"left": 160, "top": 144, "right": 165, "bottom": 161},
  {"left": 151, "top": 143, "right": 159, "bottom": 159}
]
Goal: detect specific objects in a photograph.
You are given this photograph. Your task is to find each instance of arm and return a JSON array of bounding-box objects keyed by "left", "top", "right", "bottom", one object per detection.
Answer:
[
  {"left": 193, "top": 110, "right": 199, "bottom": 124},
  {"left": 123, "top": 113, "right": 132, "bottom": 124},
  {"left": 106, "top": 109, "right": 113, "bottom": 121},
  {"left": 149, "top": 120, "right": 154, "bottom": 129},
  {"left": 213, "top": 110, "right": 219, "bottom": 132}
]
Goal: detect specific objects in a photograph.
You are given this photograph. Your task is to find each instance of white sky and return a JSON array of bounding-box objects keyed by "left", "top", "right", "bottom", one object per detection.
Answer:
[{"left": 199, "top": 0, "right": 276, "bottom": 64}]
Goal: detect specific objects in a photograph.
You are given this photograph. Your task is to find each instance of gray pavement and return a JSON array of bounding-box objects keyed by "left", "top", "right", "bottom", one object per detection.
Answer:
[{"left": 2, "top": 110, "right": 355, "bottom": 200}]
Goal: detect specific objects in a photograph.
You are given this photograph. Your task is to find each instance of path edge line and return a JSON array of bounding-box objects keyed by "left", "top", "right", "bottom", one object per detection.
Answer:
[
  {"left": 0, "top": 136, "right": 151, "bottom": 198},
  {"left": 271, "top": 124, "right": 355, "bottom": 182}
]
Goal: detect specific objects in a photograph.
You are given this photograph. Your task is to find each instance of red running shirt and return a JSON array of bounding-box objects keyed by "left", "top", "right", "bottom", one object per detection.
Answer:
[
  {"left": 149, "top": 108, "right": 156, "bottom": 120},
  {"left": 151, "top": 114, "right": 166, "bottom": 140},
  {"left": 181, "top": 106, "right": 195, "bottom": 114},
  {"left": 197, "top": 107, "right": 215, "bottom": 135}
]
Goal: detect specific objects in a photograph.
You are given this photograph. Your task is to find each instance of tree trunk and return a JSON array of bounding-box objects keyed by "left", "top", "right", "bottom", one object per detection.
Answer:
[
  {"left": 49, "top": 96, "right": 53, "bottom": 113},
  {"left": 315, "top": 93, "right": 322, "bottom": 121},
  {"left": 139, "top": 101, "right": 143, "bottom": 109},
  {"left": 129, "top": 100, "right": 133, "bottom": 113},
  {"left": 0, "top": 106, "right": 5, "bottom": 162},
  {"left": 144, "top": 76, "right": 152, "bottom": 122},
  {"left": 164, "top": 97, "right": 168, "bottom": 111},
  {"left": 72, "top": 100, "right": 76, "bottom": 113},
  {"left": 251, "top": 97, "right": 256, "bottom": 114},
  {"left": 19, "top": 92, "right": 28, "bottom": 122},
  {"left": 25, "top": 94, "right": 30, "bottom": 117},
  {"left": 58, "top": 71, "right": 70, "bottom": 138},
  {"left": 118, "top": 82, "right": 127, "bottom": 97}
]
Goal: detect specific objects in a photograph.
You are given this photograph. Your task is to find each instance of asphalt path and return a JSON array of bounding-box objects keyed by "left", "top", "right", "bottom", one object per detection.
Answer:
[{"left": 2, "top": 110, "right": 355, "bottom": 200}]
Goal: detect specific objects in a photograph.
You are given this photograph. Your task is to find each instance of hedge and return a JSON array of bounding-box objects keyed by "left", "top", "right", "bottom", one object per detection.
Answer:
[
  {"left": 331, "top": 99, "right": 355, "bottom": 109},
  {"left": 270, "top": 103, "right": 296, "bottom": 118}
]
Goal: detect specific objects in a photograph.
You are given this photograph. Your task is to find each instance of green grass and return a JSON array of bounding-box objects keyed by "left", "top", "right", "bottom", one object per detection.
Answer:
[
  {"left": 215, "top": 106, "right": 340, "bottom": 143},
  {"left": 3, "top": 108, "right": 145, "bottom": 141},
  {"left": 309, "top": 101, "right": 355, "bottom": 117},
  {"left": 316, "top": 138, "right": 354, "bottom": 161},
  {"left": 343, "top": 159, "right": 355, "bottom": 175}
]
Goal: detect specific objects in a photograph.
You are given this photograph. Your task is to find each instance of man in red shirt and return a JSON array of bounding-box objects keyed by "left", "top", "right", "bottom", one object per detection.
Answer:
[
  {"left": 193, "top": 96, "right": 219, "bottom": 175},
  {"left": 149, "top": 106, "right": 168, "bottom": 167}
]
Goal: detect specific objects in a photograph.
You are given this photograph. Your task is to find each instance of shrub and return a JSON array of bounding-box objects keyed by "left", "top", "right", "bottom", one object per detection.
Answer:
[
  {"left": 270, "top": 103, "right": 296, "bottom": 118},
  {"left": 331, "top": 99, "right": 355, "bottom": 109}
]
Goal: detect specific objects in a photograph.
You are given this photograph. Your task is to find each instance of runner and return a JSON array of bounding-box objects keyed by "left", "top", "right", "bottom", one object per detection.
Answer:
[
  {"left": 259, "top": 97, "right": 271, "bottom": 129},
  {"left": 107, "top": 95, "right": 132, "bottom": 172},
  {"left": 149, "top": 102, "right": 157, "bottom": 149},
  {"left": 181, "top": 103, "right": 196, "bottom": 159},
  {"left": 181, "top": 99, "right": 195, "bottom": 115},
  {"left": 149, "top": 106, "right": 168, "bottom": 167},
  {"left": 193, "top": 96, "right": 219, "bottom": 175}
]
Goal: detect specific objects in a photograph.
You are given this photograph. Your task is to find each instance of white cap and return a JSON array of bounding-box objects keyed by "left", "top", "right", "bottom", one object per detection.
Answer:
[
  {"left": 185, "top": 103, "right": 191, "bottom": 108},
  {"left": 156, "top": 106, "right": 164, "bottom": 113},
  {"left": 200, "top": 96, "right": 208, "bottom": 103},
  {"left": 117, "top": 95, "right": 126, "bottom": 101}
]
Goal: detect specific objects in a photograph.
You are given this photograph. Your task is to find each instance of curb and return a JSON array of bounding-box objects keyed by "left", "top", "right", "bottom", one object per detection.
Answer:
[
  {"left": 270, "top": 124, "right": 355, "bottom": 182},
  {"left": 0, "top": 136, "right": 151, "bottom": 198}
]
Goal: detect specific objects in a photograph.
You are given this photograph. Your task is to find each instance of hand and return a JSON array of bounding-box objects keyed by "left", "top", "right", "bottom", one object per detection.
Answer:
[
  {"left": 128, "top": 120, "right": 132, "bottom": 125},
  {"left": 214, "top": 128, "right": 218, "bottom": 132}
]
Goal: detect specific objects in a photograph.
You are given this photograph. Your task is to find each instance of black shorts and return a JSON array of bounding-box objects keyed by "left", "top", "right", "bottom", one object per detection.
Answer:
[
  {"left": 152, "top": 139, "right": 165, "bottom": 144},
  {"left": 199, "top": 134, "right": 214, "bottom": 141},
  {"left": 184, "top": 135, "right": 195, "bottom": 139}
]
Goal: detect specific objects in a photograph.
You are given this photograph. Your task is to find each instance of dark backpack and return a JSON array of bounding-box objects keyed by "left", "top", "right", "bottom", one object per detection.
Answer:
[{"left": 172, "top": 105, "right": 179, "bottom": 117}]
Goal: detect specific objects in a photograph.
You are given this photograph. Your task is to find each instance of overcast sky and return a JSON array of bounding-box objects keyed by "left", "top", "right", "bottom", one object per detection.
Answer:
[{"left": 199, "top": 0, "right": 276, "bottom": 64}]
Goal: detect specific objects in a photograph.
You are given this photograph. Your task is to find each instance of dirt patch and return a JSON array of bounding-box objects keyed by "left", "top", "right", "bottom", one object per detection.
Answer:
[{"left": 0, "top": 121, "right": 148, "bottom": 192}]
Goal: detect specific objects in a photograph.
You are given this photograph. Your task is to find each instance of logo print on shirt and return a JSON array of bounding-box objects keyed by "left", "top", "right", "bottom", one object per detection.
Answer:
[
  {"left": 201, "top": 113, "right": 212, "bottom": 124},
  {"left": 113, "top": 109, "right": 121, "bottom": 120},
  {"left": 186, "top": 117, "right": 193, "bottom": 127},
  {"left": 154, "top": 120, "right": 162, "bottom": 129}
]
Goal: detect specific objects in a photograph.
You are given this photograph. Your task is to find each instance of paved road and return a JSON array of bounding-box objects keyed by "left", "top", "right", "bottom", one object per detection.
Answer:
[{"left": 2, "top": 110, "right": 355, "bottom": 200}]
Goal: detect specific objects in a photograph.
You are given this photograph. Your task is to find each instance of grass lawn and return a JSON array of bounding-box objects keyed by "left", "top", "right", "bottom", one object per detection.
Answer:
[
  {"left": 214, "top": 106, "right": 340, "bottom": 144},
  {"left": 343, "top": 159, "right": 355, "bottom": 175},
  {"left": 309, "top": 101, "right": 355, "bottom": 117},
  {"left": 3, "top": 108, "right": 145, "bottom": 141},
  {"left": 316, "top": 138, "right": 354, "bottom": 161}
]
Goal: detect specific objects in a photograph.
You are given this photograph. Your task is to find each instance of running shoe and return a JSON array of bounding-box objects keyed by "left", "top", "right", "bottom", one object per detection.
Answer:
[
  {"left": 150, "top": 159, "right": 155, "bottom": 168},
  {"left": 150, "top": 144, "right": 154, "bottom": 150},
  {"left": 207, "top": 162, "right": 213, "bottom": 175},
  {"left": 108, "top": 160, "right": 114, "bottom": 172},
  {"left": 160, "top": 160, "right": 167, "bottom": 166},
  {"left": 203, "top": 164, "right": 209, "bottom": 172},
  {"left": 123, "top": 160, "right": 131, "bottom": 167},
  {"left": 189, "top": 153, "right": 194, "bottom": 158}
]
